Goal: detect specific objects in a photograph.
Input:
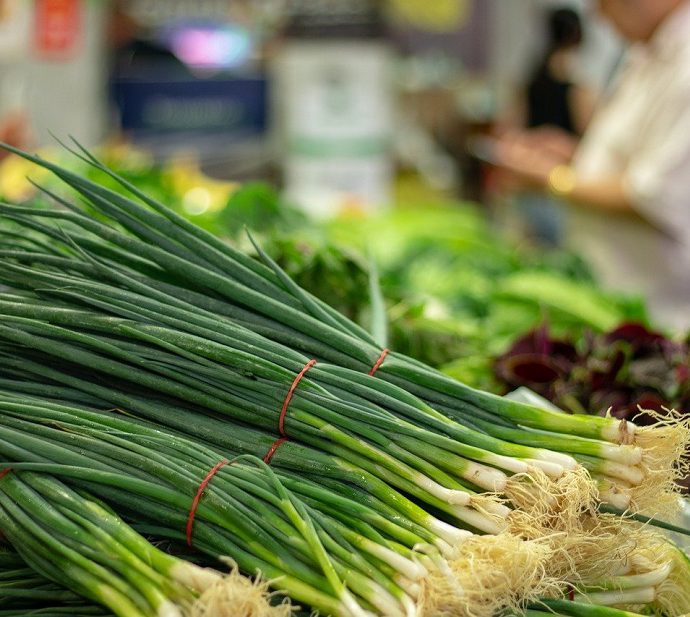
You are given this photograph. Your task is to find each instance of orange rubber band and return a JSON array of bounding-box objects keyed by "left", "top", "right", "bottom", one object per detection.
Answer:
[
  {"left": 186, "top": 459, "right": 229, "bottom": 546},
  {"left": 279, "top": 359, "right": 316, "bottom": 437},
  {"left": 263, "top": 437, "right": 289, "bottom": 464},
  {"left": 369, "top": 348, "right": 389, "bottom": 376}
]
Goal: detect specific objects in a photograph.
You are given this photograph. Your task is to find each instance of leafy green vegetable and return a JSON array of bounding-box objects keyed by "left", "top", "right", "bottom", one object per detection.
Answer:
[{"left": 495, "top": 272, "right": 647, "bottom": 333}]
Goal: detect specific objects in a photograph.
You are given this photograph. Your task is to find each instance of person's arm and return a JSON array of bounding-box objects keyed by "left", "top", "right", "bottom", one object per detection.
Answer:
[
  {"left": 493, "top": 140, "right": 646, "bottom": 220},
  {"left": 547, "top": 166, "right": 631, "bottom": 212},
  {"left": 495, "top": 144, "right": 673, "bottom": 233},
  {"left": 568, "top": 84, "right": 597, "bottom": 135}
]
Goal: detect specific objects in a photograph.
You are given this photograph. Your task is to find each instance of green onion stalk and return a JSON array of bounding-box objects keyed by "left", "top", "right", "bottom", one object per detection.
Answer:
[
  {"left": 0, "top": 434, "right": 402, "bottom": 617},
  {"left": 0, "top": 392, "right": 564, "bottom": 617},
  {"left": 523, "top": 600, "right": 649, "bottom": 617},
  {"left": 0, "top": 469, "right": 294, "bottom": 617},
  {"left": 0, "top": 257, "right": 647, "bottom": 514},
  {"left": 0, "top": 309, "right": 507, "bottom": 535},
  {"left": 0, "top": 545, "right": 109, "bottom": 612},
  {"left": 0, "top": 143, "right": 675, "bottom": 518}
]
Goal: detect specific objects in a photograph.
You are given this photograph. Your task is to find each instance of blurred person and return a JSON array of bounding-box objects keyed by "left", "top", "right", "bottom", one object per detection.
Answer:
[
  {"left": 506, "top": 7, "right": 596, "bottom": 245},
  {"left": 494, "top": 0, "right": 690, "bottom": 331},
  {"left": 525, "top": 7, "right": 594, "bottom": 136}
]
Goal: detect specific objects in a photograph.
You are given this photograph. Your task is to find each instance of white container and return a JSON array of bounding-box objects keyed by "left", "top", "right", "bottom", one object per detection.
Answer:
[
  {"left": 0, "top": 0, "right": 30, "bottom": 116},
  {"left": 273, "top": 40, "right": 394, "bottom": 218}
]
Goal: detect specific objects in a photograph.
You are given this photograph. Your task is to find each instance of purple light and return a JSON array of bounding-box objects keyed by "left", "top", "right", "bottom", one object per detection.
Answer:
[{"left": 170, "top": 26, "right": 252, "bottom": 69}]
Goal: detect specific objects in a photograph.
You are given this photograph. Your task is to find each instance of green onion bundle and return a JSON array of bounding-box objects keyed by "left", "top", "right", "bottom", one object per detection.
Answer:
[
  {"left": 0, "top": 545, "right": 109, "bottom": 613},
  {"left": 0, "top": 276, "right": 555, "bottom": 487},
  {"left": 0, "top": 469, "right": 292, "bottom": 617},
  {"left": 0, "top": 393, "right": 562, "bottom": 617},
  {"left": 0, "top": 144, "right": 688, "bottom": 615},
  {"left": 0, "top": 143, "right": 683, "bottom": 520},
  {"left": 0, "top": 397, "right": 445, "bottom": 616},
  {"left": 0, "top": 307, "right": 507, "bottom": 534},
  {"left": 0, "top": 378, "right": 468, "bottom": 555}
]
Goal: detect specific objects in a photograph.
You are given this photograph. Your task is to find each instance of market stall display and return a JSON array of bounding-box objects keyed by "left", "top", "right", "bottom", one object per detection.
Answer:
[
  {"left": 0, "top": 145, "right": 688, "bottom": 616},
  {"left": 0, "top": 469, "right": 291, "bottom": 617},
  {"left": 1, "top": 146, "right": 644, "bottom": 381}
]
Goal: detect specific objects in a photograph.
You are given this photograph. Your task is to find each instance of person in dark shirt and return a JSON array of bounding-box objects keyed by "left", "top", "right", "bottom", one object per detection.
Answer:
[
  {"left": 526, "top": 8, "right": 587, "bottom": 136},
  {"left": 494, "top": 0, "right": 690, "bottom": 330},
  {"left": 500, "top": 7, "right": 595, "bottom": 245}
]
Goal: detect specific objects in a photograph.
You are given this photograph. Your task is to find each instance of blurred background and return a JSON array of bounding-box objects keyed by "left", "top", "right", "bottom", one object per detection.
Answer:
[
  {"left": 2, "top": 0, "right": 690, "bottom": 428},
  {"left": 0, "top": 0, "right": 623, "bottom": 211}
]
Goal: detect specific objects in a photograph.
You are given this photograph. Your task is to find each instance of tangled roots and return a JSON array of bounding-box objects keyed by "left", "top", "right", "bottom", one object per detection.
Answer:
[
  {"left": 418, "top": 533, "right": 555, "bottom": 617},
  {"left": 630, "top": 408, "right": 690, "bottom": 519},
  {"left": 505, "top": 467, "right": 635, "bottom": 582},
  {"left": 190, "top": 568, "right": 293, "bottom": 617}
]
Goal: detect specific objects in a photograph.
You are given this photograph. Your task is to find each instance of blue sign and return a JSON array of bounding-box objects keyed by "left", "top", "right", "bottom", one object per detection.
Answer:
[{"left": 113, "top": 77, "right": 267, "bottom": 138}]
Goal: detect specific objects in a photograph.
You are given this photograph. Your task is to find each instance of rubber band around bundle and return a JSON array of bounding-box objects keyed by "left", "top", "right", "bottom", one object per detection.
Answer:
[
  {"left": 568, "top": 585, "right": 575, "bottom": 601},
  {"left": 278, "top": 359, "right": 316, "bottom": 437},
  {"left": 186, "top": 459, "right": 230, "bottom": 546},
  {"left": 263, "top": 437, "right": 289, "bottom": 464},
  {"left": 369, "top": 348, "right": 389, "bottom": 376}
]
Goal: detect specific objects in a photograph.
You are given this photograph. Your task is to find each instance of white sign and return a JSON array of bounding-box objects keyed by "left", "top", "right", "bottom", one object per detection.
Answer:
[
  {"left": 274, "top": 40, "right": 393, "bottom": 217},
  {"left": 0, "top": 0, "right": 30, "bottom": 59}
]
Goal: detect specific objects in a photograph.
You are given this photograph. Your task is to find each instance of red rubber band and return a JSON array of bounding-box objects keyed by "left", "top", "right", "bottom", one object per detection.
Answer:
[
  {"left": 369, "top": 348, "right": 389, "bottom": 376},
  {"left": 568, "top": 585, "right": 575, "bottom": 601},
  {"left": 279, "top": 359, "right": 316, "bottom": 437},
  {"left": 186, "top": 459, "right": 229, "bottom": 547},
  {"left": 263, "top": 437, "right": 289, "bottom": 465}
]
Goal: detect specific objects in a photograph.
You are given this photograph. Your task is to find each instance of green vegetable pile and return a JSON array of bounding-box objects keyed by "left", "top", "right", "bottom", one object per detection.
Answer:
[
  {"left": 0, "top": 144, "right": 687, "bottom": 617},
  {"left": 2, "top": 145, "right": 645, "bottom": 390},
  {"left": 264, "top": 206, "right": 645, "bottom": 388}
]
